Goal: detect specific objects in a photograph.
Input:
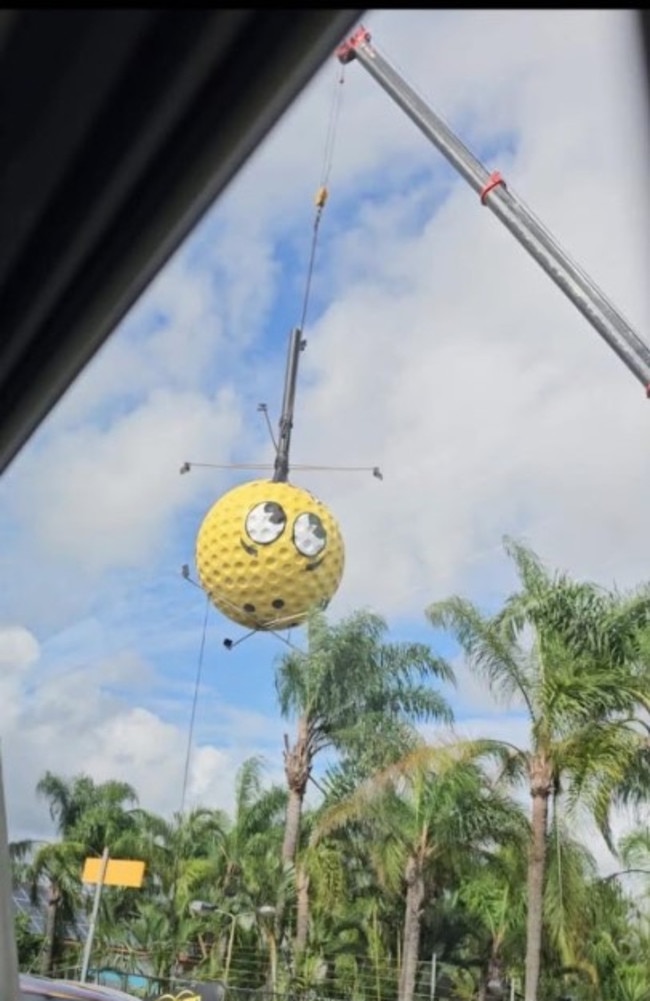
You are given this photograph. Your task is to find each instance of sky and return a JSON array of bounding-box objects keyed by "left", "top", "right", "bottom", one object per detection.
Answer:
[{"left": 1, "top": 10, "right": 649, "bottom": 877}]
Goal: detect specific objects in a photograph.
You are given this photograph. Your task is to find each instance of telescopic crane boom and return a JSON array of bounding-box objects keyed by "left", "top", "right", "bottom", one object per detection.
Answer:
[{"left": 337, "top": 26, "right": 650, "bottom": 396}]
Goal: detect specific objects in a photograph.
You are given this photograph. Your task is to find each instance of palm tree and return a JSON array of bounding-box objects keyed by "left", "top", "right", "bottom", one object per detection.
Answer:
[
  {"left": 116, "top": 790, "right": 281, "bottom": 986},
  {"left": 297, "top": 790, "right": 409, "bottom": 1001},
  {"left": 540, "top": 812, "right": 602, "bottom": 996},
  {"left": 276, "top": 610, "right": 453, "bottom": 866},
  {"left": 573, "top": 876, "right": 650, "bottom": 1001},
  {"left": 171, "top": 759, "right": 286, "bottom": 985},
  {"left": 131, "top": 807, "right": 227, "bottom": 977},
  {"left": 11, "top": 771, "right": 141, "bottom": 975},
  {"left": 426, "top": 536, "right": 650, "bottom": 1001},
  {"left": 12, "top": 838, "right": 86, "bottom": 975},
  {"left": 274, "top": 609, "right": 454, "bottom": 953},
  {"left": 214, "top": 757, "right": 286, "bottom": 902},
  {"left": 314, "top": 741, "right": 526, "bottom": 1001},
  {"left": 456, "top": 840, "right": 527, "bottom": 999},
  {"left": 36, "top": 772, "right": 139, "bottom": 844}
]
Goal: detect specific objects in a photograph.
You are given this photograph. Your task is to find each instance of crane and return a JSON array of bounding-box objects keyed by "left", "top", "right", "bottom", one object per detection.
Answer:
[{"left": 337, "top": 26, "right": 650, "bottom": 396}]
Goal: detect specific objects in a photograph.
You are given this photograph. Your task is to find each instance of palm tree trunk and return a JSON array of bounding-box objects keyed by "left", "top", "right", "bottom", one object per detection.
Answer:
[
  {"left": 481, "top": 953, "right": 503, "bottom": 1001},
  {"left": 281, "top": 785, "right": 304, "bottom": 865},
  {"left": 295, "top": 865, "right": 310, "bottom": 955},
  {"left": 525, "top": 757, "right": 552, "bottom": 1001},
  {"left": 398, "top": 855, "right": 425, "bottom": 1001},
  {"left": 40, "top": 881, "right": 60, "bottom": 975},
  {"left": 277, "top": 717, "right": 311, "bottom": 950},
  {"left": 281, "top": 716, "right": 311, "bottom": 865}
]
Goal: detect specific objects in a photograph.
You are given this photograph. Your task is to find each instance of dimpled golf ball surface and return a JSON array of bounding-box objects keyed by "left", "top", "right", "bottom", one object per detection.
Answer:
[{"left": 196, "top": 479, "right": 345, "bottom": 629}]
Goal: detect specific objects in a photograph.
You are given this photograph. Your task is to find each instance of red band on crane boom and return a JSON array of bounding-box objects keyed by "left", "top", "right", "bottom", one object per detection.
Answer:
[
  {"left": 337, "top": 25, "right": 371, "bottom": 64},
  {"left": 480, "top": 171, "right": 506, "bottom": 204}
]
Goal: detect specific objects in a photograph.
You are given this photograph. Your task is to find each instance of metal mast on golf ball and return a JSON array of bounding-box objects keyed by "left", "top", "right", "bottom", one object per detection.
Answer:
[{"left": 273, "top": 326, "right": 305, "bottom": 484}]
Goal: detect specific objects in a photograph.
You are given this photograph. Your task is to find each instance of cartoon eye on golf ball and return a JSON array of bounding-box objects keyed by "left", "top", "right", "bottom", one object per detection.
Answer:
[{"left": 195, "top": 479, "right": 345, "bottom": 630}]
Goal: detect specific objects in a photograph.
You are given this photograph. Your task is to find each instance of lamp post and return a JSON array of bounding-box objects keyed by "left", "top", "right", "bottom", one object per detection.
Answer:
[
  {"left": 189, "top": 902, "right": 230, "bottom": 980},
  {"left": 80, "top": 847, "right": 110, "bottom": 983},
  {"left": 189, "top": 901, "right": 276, "bottom": 985},
  {"left": 257, "top": 905, "right": 277, "bottom": 993},
  {"left": 189, "top": 902, "right": 237, "bottom": 982}
]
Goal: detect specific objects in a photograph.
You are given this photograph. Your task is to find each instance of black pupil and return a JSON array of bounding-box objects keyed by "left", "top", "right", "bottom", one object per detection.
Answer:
[
  {"left": 264, "top": 502, "right": 285, "bottom": 525},
  {"left": 307, "top": 514, "right": 325, "bottom": 538}
]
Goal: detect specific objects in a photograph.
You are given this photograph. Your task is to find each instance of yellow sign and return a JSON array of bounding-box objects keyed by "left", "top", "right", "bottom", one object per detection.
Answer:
[{"left": 82, "top": 857, "right": 146, "bottom": 888}]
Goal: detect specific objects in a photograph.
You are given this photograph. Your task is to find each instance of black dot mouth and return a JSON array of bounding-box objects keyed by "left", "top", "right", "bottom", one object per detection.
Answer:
[
  {"left": 272, "top": 598, "right": 285, "bottom": 610},
  {"left": 243, "top": 602, "right": 256, "bottom": 613}
]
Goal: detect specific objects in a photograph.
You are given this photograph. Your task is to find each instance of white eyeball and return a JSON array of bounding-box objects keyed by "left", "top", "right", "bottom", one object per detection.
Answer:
[
  {"left": 245, "top": 502, "right": 287, "bottom": 545},
  {"left": 293, "top": 512, "right": 327, "bottom": 558}
]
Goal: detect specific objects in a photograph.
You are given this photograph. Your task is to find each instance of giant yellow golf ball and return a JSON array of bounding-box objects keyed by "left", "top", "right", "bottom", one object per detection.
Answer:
[{"left": 195, "top": 479, "right": 345, "bottom": 630}]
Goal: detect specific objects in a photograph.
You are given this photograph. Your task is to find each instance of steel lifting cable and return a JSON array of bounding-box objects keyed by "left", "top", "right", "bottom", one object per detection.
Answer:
[
  {"left": 179, "top": 592, "right": 210, "bottom": 816},
  {"left": 175, "top": 68, "right": 347, "bottom": 837},
  {"left": 176, "top": 67, "right": 347, "bottom": 821},
  {"left": 298, "top": 63, "right": 345, "bottom": 333},
  {"left": 168, "top": 594, "right": 210, "bottom": 969},
  {"left": 322, "top": 63, "right": 345, "bottom": 189}
]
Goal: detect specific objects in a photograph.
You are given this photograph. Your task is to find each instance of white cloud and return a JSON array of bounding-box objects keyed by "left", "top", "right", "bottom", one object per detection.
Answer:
[
  {"left": 0, "top": 626, "right": 39, "bottom": 669},
  {"left": 1, "top": 9, "right": 649, "bottom": 867},
  {"left": 285, "top": 9, "right": 650, "bottom": 619},
  {"left": 5, "top": 9, "right": 648, "bottom": 617},
  {"left": 0, "top": 193, "right": 281, "bottom": 624},
  {"left": 0, "top": 627, "right": 283, "bottom": 841},
  {"left": 0, "top": 626, "right": 40, "bottom": 731},
  {"left": 10, "top": 387, "right": 242, "bottom": 573}
]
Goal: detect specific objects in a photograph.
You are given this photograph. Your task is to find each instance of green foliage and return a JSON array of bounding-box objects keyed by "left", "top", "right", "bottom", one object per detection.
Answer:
[
  {"left": 10, "top": 570, "right": 650, "bottom": 1000},
  {"left": 275, "top": 608, "right": 454, "bottom": 759},
  {"left": 14, "top": 910, "right": 43, "bottom": 968},
  {"left": 426, "top": 537, "right": 650, "bottom": 1001}
]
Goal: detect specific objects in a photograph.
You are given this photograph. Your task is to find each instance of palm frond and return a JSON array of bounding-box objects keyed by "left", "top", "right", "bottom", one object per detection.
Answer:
[
  {"left": 502, "top": 536, "right": 550, "bottom": 595},
  {"left": 559, "top": 722, "right": 648, "bottom": 850},
  {"left": 426, "top": 596, "right": 534, "bottom": 714},
  {"left": 619, "top": 825, "right": 650, "bottom": 870}
]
